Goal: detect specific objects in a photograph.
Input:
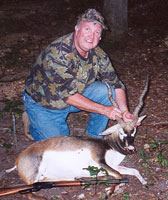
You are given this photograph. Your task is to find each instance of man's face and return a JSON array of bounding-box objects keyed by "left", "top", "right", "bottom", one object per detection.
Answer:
[{"left": 74, "top": 21, "right": 102, "bottom": 55}]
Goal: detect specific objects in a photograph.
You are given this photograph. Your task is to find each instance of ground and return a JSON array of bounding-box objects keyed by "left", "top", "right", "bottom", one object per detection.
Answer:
[{"left": 0, "top": 0, "right": 168, "bottom": 199}]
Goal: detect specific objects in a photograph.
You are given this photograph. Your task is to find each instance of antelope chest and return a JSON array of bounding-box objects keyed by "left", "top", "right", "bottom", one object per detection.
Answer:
[
  {"left": 36, "top": 148, "right": 125, "bottom": 181},
  {"left": 105, "top": 149, "right": 126, "bottom": 168}
]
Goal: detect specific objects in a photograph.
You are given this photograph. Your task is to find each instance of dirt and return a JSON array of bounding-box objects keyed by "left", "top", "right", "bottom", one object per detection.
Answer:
[{"left": 0, "top": 0, "right": 168, "bottom": 200}]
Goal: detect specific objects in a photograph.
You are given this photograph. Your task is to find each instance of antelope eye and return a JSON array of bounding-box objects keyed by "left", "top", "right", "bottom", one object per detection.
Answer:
[
  {"left": 118, "top": 128, "right": 127, "bottom": 141},
  {"left": 119, "top": 128, "right": 127, "bottom": 136}
]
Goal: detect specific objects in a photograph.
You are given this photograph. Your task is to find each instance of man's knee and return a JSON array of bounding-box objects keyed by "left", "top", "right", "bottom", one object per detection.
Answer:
[
  {"left": 83, "top": 81, "right": 115, "bottom": 104},
  {"left": 88, "top": 81, "right": 107, "bottom": 93}
]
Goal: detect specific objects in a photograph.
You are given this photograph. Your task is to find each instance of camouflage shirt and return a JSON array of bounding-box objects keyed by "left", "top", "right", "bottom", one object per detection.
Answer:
[{"left": 25, "top": 32, "right": 125, "bottom": 110}]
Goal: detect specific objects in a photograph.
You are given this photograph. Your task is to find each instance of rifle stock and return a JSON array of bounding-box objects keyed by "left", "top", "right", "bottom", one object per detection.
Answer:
[
  {"left": 0, "top": 184, "right": 34, "bottom": 197},
  {"left": 0, "top": 178, "right": 128, "bottom": 197}
]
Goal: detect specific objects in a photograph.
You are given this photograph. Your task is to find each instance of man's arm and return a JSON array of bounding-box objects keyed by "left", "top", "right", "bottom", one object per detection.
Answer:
[
  {"left": 115, "top": 88, "right": 133, "bottom": 122},
  {"left": 66, "top": 93, "right": 121, "bottom": 120},
  {"left": 115, "top": 88, "right": 128, "bottom": 112}
]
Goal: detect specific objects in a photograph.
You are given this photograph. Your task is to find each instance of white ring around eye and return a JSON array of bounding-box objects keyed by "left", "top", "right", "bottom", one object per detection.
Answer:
[{"left": 131, "top": 128, "right": 136, "bottom": 137}]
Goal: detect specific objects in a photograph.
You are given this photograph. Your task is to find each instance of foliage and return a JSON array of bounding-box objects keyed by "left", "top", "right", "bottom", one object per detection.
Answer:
[
  {"left": 51, "top": 195, "right": 60, "bottom": 200},
  {"left": 0, "top": 99, "right": 23, "bottom": 118},
  {"left": 140, "top": 149, "right": 149, "bottom": 167},
  {"left": 83, "top": 166, "right": 110, "bottom": 188},
  {"left": 149, "top": 141, "right": 168, "bottom": 149},
  {"left": 150, "top": 141, "right": 168, "bottom": 167},
  {"left": 0, "top": 142, "right": 12, "bottom": 149},
  {"left": 121, "top": 193, "right": 130, "bottom": 200},
  {"left": 83, "top": 165, "right": 109, "bottom": 177}
]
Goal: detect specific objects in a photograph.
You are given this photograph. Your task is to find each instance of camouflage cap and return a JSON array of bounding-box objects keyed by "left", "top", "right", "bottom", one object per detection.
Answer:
[{"left": 77, "top": 9, "right": 107, "bottom": 30}]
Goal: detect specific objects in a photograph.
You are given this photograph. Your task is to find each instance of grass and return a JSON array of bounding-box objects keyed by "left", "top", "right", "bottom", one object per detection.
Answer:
[
  {"left": 121, "top": 193, "right": 130, "bottom": 200},
  {"left": 150, "top": 141, "right": 168, "bottom": 167}
]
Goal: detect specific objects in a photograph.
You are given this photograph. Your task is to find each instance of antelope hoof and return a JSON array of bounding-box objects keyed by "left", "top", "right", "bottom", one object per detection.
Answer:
[{"left": 142, "top": 180, "right": 148, "bottom": 185}]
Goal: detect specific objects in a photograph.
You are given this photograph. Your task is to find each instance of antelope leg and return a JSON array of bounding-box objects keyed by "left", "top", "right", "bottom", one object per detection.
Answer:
[{"left": 114, "top": 166, "right": 147, "bottom": 185}]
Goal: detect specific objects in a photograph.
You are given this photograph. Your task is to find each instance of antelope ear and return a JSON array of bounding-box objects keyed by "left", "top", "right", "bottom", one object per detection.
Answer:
[
  {"left": 99, "top": 124, "right": 120, "bottom": 136},
  {"left": 137, "top": 115, "right": 147, "bottom": 123}
]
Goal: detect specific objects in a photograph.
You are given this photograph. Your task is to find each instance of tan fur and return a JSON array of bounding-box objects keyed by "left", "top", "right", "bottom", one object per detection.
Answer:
[
  {"left": 124, "top": 124, "right": 134, "bottom": 132},
  {"left": 22, "top": 111, "right": 33, "bottom": 140}
]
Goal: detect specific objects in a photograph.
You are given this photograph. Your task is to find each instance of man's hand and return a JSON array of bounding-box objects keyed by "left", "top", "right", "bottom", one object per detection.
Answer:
[
  {"left": 122, "top": 110, "right": 133, "bottom": 122},
  {"left": 122, "top": 111, "right": 141, "bottom": 126},
  {"left": 103, "top": 106, "right": 122, "bottom": 120}
]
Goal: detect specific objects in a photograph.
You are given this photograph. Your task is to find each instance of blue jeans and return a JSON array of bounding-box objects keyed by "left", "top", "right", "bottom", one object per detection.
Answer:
[{"left": 23, "top": 81, "right": 115, "bottom": 141}]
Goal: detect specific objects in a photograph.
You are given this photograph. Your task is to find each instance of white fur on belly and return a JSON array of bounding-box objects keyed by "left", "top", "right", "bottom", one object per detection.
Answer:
[
  {"left": 36, "top": 149, "right": 125, "bottom": 182},
  {"left": 37, "top": 149, "right": 100, "bottom": 181}
]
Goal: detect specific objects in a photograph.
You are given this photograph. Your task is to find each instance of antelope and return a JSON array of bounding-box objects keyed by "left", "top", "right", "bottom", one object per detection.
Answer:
[{"left": 6, "top": 77, "right": 149, "bottom": 199}]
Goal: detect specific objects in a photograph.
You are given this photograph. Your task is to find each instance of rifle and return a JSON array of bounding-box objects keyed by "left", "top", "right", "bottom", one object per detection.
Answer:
[{"left": 0, "top": 178, "right": 128, "bottom": 197}]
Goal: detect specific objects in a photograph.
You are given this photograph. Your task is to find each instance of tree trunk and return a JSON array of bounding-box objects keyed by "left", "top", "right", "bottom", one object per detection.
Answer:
[{"left": 103, "top": 0, "right": 128, "bottom": 43}]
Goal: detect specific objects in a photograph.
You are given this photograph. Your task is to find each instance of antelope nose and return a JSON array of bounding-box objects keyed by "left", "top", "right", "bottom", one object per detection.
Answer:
[{"left": 128, "top": 137, "right": 134, "bottom": 144}]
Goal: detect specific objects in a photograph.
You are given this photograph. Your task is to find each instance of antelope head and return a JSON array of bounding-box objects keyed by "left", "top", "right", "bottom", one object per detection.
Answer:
[{"left": 100, "top": 76, "right": 149, "bottom": 154}]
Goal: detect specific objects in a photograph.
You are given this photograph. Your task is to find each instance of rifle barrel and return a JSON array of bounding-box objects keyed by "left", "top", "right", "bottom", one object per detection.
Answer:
[
  {"left": 53, "top": 178, "right": 128, "bottom": 187},
  {"left": 0, "top": 178, "right": 128, "bottom": 197}
]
